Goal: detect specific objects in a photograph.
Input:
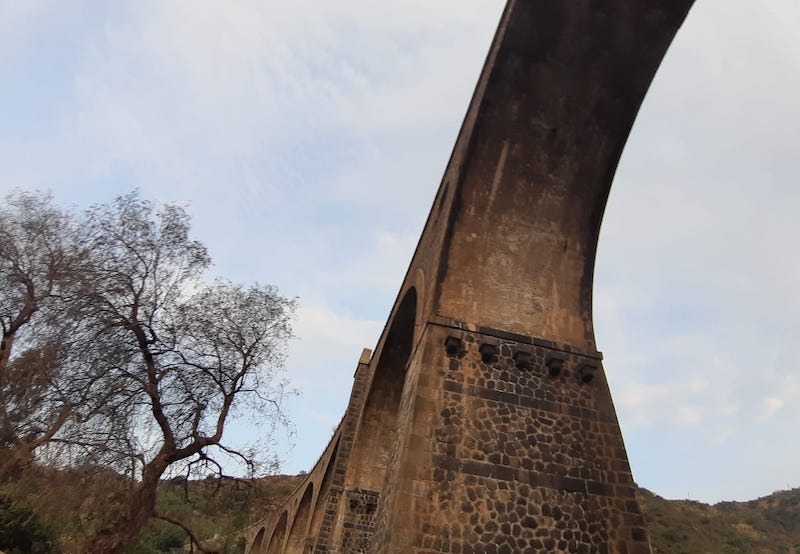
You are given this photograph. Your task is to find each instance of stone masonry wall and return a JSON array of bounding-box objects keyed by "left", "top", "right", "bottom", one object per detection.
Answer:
[
  {"left": 368, "top": 343, "right": 423, "bottom": 551},
  {"left": 340, "top": 489, "right": 380, "bottom": 553},
  {"left": 372, "top": 321, "right": 650, "bottom": 554}
]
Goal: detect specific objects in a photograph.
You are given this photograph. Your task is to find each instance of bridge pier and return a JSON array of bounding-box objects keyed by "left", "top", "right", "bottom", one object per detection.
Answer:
[{"left": 370, "top": 319, "right": 646, "bottom": 553}]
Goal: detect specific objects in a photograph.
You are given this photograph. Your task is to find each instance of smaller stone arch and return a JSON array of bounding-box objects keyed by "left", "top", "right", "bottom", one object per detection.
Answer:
[
  {"left": 266, "top": 511, "right": 288, "bottom": 554},
  {"left": 286, "top": 482, "right": 314, "bottom": 553},
  {"left": 309, "top": 438, "right": 339, "bottom": 536},
  {"left": 250, "top": 527, "right": 266, "bottom": 554}
]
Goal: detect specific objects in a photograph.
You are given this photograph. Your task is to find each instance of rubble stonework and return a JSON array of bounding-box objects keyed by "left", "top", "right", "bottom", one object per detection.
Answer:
[
  {"left": 244, "top": 0, "right": 696, "bottom": 552},
  {"left": 367, "top": 323, "right": 648, "bottom": 553}
]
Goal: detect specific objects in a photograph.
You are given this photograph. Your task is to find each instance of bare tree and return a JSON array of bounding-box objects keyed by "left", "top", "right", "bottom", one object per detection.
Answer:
[
  {"left": 73, "top": 193, "right": 297, "bottom": 553},
  {"left": 0, "top": 191, "right": 88, "bottom": 479},
  {"left": 0, "top": 191, "right": 77, "bottom": 376},
  {"left": 0, "top": 191, "right": 297, "bottom": 552}
]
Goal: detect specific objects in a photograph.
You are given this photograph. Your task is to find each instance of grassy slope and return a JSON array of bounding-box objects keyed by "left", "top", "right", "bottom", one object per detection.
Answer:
[
  {"left": 130, "top": 475, "right": 304, "bottom": 552},
  {"left": 0, "top": 470, "right": 303, "bottom": 553},
  {"left": 640, "top": 487, "right": 800, "bottom": 554}
]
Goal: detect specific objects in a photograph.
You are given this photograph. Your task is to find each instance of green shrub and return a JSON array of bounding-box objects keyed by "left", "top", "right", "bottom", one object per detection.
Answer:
[
  {"left": 126, "top": 520, "right": 186, "bottom": 554},
  {"left": 0, "top": 494, "right": 58, "bottom": 554}
]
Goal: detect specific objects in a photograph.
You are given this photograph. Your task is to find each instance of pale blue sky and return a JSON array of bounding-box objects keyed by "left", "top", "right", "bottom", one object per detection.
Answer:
[{"left": 2, "top": 0, "right": 799, "bottom": 503}]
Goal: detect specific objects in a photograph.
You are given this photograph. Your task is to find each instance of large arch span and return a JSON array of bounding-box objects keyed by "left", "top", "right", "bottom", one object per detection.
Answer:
[{"left": 246, "top": 1, "right": 698, "bottom": 552}]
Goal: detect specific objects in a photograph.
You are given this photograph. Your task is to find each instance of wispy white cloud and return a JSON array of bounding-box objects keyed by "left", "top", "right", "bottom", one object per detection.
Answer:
[
  {"left": 288, "top": 304, "right": 382, "bottom": 380},
  {"left": 0, "top": 1, "right": 45, "bottom": 39},
  {"left": 675, "top": 406, "right": 703, "bottom": 427},
  {"left": 761, "top": 397, "right": 784, "bottom": 421},
  {"left": 708, "top": 426, "right": 736, "bottom": 446}
]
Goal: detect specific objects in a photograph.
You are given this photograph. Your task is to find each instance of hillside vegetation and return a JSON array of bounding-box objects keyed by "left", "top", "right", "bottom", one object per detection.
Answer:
[
  {"left": 640, "top": 487, "right": 800, "bottom": 553},
  {"left": 0, "top": 470, "right": 302, "bottom": 553},
  {"left": 3, "top": 469, "right": 800, "bottom": 553}
]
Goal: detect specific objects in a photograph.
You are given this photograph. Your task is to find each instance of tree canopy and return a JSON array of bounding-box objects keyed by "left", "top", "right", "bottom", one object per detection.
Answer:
[{"left": 0, "top": 190, "right": 297, "bottom": 553}]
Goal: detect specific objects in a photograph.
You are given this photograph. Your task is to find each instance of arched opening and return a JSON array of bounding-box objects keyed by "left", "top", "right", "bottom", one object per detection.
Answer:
[
  {"left": 592, "top": 0, "right": 800, "bottom": 504},
  {"left": 286, "top": 483, "right": 314, "bottom": 553},
  {"left": 250, "top": 527, "right": 266, "bottom": 554},
  {"left": 309, "top": 438, "right": 339, "bottom": 537},
  {"left": 266, "top": 511, "right": 288, "bottom": 554},
  {"left": 347, "top": 287, "right": 417, "bottom": 492}
]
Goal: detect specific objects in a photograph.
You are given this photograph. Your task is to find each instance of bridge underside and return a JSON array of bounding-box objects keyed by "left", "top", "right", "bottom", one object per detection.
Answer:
[{"left": 246, "top": 0, "right": 695, "bottom": 552}]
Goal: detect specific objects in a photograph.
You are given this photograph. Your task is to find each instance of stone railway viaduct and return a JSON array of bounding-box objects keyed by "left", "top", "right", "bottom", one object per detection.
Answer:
[{"left": 245, "top": 0, "right": 696, "bottom": 552}]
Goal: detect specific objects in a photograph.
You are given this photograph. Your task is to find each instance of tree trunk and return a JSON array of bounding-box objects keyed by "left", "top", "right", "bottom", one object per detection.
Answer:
[
  {"left": 0, "top": 333, "right": 13, "bottom": 379},
  {"left": 0, "top": 407, "right": 72, "bottom": 483},
  {"left": 85, "top": 457, "right": 168, "bottom": 554},
  {"left": 0, "top": 445, "right": 34, "bottom": 482}
]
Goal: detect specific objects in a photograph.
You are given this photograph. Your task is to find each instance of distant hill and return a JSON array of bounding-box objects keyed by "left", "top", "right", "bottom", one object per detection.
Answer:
[{"left": 639, "top": 486, "right": 800, "bottom": 553}]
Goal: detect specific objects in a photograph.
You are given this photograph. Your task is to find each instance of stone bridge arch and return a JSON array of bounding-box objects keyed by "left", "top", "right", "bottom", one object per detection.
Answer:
[
  {"left": 249, "top": 527, "right": 266, "bottom": 554},
  {"left": 265, "top": 511, "right": 287, "bottom": 554},
  {"left": 345, "top": 286, "right": 417, "bottom": 491},
  {"left": 243, "top": 284, "right": 425, "bottom": 554},
  {"left": 307, "top": 437, "right": 338, "bottom": 541},
  {"left": 285, "top": 483, "right": 313, "bottom": 552},
  {"left": 243, "top": 431, "right": 342, "bottom": 554},
  {"left": 245, "top": 0, "right": 699, "bottom": 552}
]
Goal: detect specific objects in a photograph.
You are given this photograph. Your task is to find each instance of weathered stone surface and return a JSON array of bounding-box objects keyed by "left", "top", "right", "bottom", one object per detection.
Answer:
[{"left": 243, "top": 0, "right": 695, "bottom": 552}]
